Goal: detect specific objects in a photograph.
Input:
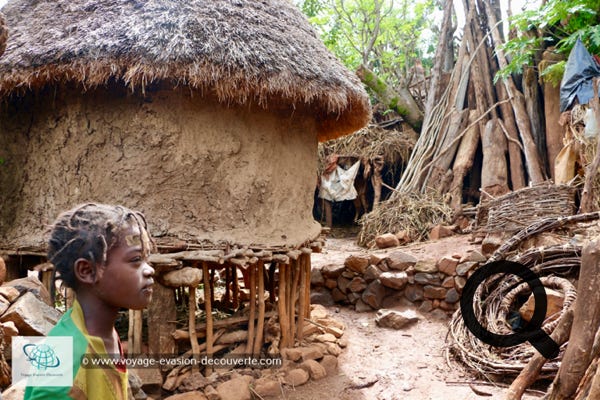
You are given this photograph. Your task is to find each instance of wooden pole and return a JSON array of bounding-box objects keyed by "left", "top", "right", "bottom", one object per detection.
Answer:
[
  {"left": 253, "top": 261, "right": 266, "bottom": 356},
  {"left": 304, "top": 254, "right": 311, "bottom": 319},
  {"left": 232, "top": 265, "right": 240, "bottom": 310},
  {"left": 127, "top": 310, "right": 134, "bottom": 357},
  {"left": 484, "top": 3, "right": 545, "bottom": 184},
  {"left": 505, "top": 308, "right": 574, "bottom": 400},
  {"left": 278, "top": 263, "right": 289, "bottom": 349},
  {"left": 188, "top": 286, "right": 200, "bottom": 372},
  {"left": 547, "top": 237, "right": 600, "bottom": 399},
  {"left": 297, "top": 256, "right": 306, "bottom": 342},
  {"left": 246, "top": 264, "right": 257, "bottom": 354},
  {"left": 202, "top": 262, "right": 213, "bottom": 376},
  {"left": 290, "top": 258, "right": 301, "bottom": 344}
]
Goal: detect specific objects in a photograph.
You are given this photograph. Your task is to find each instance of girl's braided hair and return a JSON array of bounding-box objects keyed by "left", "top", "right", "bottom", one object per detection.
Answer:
[{"left": 47, "top": 203, "right": 153, "bottom": 289}]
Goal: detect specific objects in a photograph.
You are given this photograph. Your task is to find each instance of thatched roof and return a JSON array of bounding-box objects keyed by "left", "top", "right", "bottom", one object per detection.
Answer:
[
  {"left": 0, "top": 0, "right": 370, "bottom": 141},
  {"left": 0, "top": 13, "right": 6, "bottom": 58}
]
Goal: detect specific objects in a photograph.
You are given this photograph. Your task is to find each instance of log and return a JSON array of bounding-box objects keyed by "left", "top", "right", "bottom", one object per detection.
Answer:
[
  {"left": 290, "top": 258, "right": 301, "bottom": 344},
  {"left": 449, "top": 110, "right": 480, "bottom": 211},
  {"left": 547, "top": 237, "right": 600, "bottom": 400},
  {"left": 505, "top": 308, "right": 574, "bottom": 400},
  {"left": 481, "top": 118, "right": 509, "bottom": 197},
  {"left": 484, "top": 4, "right": 545, "bottom": 184},
  {"left": 297, "top": 257, "right": 306, "bottom": 342},
  {"left": 147, "top": 283, "right": 177, "bottom": 354},
  {"left": 171, "top": 310, "right": 278, "bottom": 341},
  {"left": 541, "top": 50, "right": 565, "bottom": 179},
  {"left": 523, "top": 66, "right": 548, "bottom": 174},
  {"left": 356, "top": 64, "right": 424, "bottom": 131},
  {"left": 426, "top": 109, "right": 469, "bottom": 192},
  {"left": 496, "top": 80, "right": 526, "bottom": 190}
]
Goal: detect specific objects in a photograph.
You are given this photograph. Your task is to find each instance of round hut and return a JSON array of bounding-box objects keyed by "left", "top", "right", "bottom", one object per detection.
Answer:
[
  {"left": 0, "top": 0, "right": 370, "bottom": 373},
  {"left": 0, "top": 0, "right": 370, "bottom": 251}
]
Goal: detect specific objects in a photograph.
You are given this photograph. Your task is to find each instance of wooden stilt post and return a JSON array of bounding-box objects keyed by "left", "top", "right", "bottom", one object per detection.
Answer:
[
  {"left": 232, "top": 265, "right": 239, "bottom": 310},
  {"left": 290, "top": 258, "right": 301, "bottom": 344},
  {"left": 254, "top": 261, "right": 266, "bottom": 357},
  {"left": 202, "top": 262, "right": 213, "bottom": 376},
  {"left": 223, "top": 266, "right": 231, "bottom": 307},
  {"left": 246, "top": 263, "right": 257, "bottom": 354},
  {"left": 278, "top": 263, "right": 289, "bottom": 349},
  {"left": 297, "top": 256, "right": 306, "bottom": 342},
  {"left": 188, "top": 285, "right": 200, "bottom": 372},
  {"left": 269, "top": 263, "right": 277, "bottom": 303},
  {"left": 303, "top": 253, "right": 311, "bottom": 319},
  {"left": 127, "top": 310, "right": 135, "bottom": 357}
]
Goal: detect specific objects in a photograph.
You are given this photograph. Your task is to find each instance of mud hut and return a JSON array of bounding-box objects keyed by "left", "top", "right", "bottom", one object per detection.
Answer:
[{"left": 0, "top": 0, "right": 370, "bottom": 369}]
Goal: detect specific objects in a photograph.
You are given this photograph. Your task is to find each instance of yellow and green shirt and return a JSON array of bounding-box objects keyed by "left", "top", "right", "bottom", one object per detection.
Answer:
[{"left": 24, "top": 300, "right": 128, "bottom": 400}]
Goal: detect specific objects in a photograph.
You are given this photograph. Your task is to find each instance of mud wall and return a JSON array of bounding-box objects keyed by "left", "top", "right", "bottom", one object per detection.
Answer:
[{"left": 0, "top": 84, "right": 321, "bottom": 248}]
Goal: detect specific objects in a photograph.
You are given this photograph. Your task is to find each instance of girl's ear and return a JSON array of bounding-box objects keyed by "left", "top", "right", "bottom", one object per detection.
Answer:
[{"left": 74, "top": 258, "right": 96, "bottom": 285}]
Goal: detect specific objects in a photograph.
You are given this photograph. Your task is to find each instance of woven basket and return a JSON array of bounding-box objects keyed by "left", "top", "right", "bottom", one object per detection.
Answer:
[{"left": 475, "top": 184, "right": 577, "bottom": 234}]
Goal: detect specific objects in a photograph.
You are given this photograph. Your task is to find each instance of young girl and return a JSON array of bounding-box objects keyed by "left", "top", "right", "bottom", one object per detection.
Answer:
[{"left": 24, "top": 203, "right": 155, "bottom": 400}]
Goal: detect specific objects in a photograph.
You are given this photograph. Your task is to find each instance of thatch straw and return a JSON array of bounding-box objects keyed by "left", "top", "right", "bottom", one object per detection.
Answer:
[
  {"left": 356, "top": 192, "right": 452, "bottom": 247},
  {"left": 317, "top": 124, "right": 417, "bottom": 173},
  {"left": 0, "top": 0, "right": 370, "bottom": 141}
]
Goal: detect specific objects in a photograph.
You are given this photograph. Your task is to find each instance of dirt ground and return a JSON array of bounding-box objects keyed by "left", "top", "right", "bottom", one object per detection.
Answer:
[{"left": 279, "top": 232, "right": 547, "bottom": 400}]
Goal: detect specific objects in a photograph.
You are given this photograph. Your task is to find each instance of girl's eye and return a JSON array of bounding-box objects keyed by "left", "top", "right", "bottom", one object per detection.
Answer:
[{"left": 130, "top": 257, "right": 142, "bottom": 263}]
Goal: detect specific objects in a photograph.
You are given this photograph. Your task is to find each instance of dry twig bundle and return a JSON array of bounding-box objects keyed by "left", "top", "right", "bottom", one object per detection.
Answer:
[
  {"left": 356, "top": 192, "right": 452, "bottom": 247},
  {"left": 317, "top": 124, "right": 417, "bottom": 173}
]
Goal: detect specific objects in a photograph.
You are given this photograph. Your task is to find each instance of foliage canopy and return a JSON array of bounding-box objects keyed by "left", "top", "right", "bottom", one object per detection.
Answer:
[{"left": 499, "top": 0, "right": 600, "bottom": 85}]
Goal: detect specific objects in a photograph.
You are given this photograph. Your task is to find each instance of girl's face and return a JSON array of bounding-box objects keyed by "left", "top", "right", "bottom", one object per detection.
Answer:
[{"left": 93, "top": 224, "right": 155, "bottom": 310}]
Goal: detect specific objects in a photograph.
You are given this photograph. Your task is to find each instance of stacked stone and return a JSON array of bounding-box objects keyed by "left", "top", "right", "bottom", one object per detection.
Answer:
[
  {"left": 311, "top": 249, "right": 487, "bottom": 313},
  {"left": 161, "top": 304, "right": 343, "bottom": 400}
]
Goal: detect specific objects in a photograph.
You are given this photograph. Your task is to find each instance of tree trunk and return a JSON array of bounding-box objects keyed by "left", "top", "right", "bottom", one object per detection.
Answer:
[
  {"left": 523, "top": 66, "right": 548, "bottom": 174},
  {"left": 496, "top": 81, "right": 526, "bottom": 190},
  {"left": 541, "top": 50, "right": 565, "bottom": 179},
  {"left": 547, "top": 237, "right": 600, "bottom": 400},
  {"left": 425, "top": 109, "right": 469, "bottom": 192},
  {"left": 356, "top": 64, "right": 423, "bottom": 131},
  {"left": 484, "top": 3, "right": 545, "bottom": 184},
  {"left": 449, "top": 110, "right": 480, "bottom": 211},
  {"left": 481, "top": 118, "right": 509, "bottom": 197},
  {"left": 580, "top": 79, "right": 600, "bottom": 213}
]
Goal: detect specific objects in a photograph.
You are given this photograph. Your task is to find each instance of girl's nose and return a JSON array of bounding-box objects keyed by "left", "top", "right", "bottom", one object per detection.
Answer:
[{"left": 143, "top": 261, "right": 155, "bottom": 277}]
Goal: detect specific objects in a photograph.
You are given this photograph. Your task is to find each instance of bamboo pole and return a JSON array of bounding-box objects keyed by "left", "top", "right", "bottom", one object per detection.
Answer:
[
  {"left": 202, "top": 262, "right": 213, "bottom": 376},
  {"left": 253, "top": 261, "right": 266, "bottom": 357},
  {"left": 246, "top": 264, "right": 257, "bottom": 354}
]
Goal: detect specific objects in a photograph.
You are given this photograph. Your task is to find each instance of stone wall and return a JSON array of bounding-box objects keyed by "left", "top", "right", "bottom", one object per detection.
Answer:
[{"left": 311, "top": 249, "right": 488, "bottom": 314}]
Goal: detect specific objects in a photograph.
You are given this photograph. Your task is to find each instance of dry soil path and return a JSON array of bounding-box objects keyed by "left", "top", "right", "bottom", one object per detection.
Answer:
[{"left": 279, "top": 234, "right": 546, "bottom": 400}]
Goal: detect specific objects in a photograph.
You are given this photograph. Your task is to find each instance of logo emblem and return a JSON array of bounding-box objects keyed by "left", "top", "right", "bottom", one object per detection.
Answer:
[{"left": 22, "top": 343, "right": 61, "bottom": 370}]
